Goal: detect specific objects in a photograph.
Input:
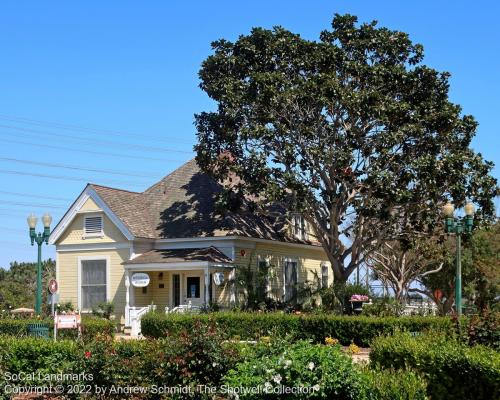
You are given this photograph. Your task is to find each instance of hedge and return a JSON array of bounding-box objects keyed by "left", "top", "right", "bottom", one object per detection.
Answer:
[
  {"left": 370, "top": 332, "right": 500, "bottom": 400},
  {"left": 141, "top": 312, "right": 452, "bottom": 346},
  {"left": 0, "top": 317, "right": 115, "bottom": 339},
  {"left": 0, "top": 335, "right": 428, "bottom": 400}
]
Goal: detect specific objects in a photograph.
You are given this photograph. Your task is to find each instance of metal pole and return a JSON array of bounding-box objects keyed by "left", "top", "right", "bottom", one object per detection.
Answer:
[
  {"left": 35, "top": 238, "right": 42, "bottom": 315},
  {"left": 455, "top": 232, "right": 462, "bottom": 317}
]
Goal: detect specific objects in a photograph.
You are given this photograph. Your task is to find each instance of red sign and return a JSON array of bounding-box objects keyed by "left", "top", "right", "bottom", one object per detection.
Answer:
[
  {"left": 240, "top": 249, "right": 246, "bottom": 257},
  {"left": 48, "top": 279, "right": 58, "bottom": 294},
  {"left": 434, "top": 289, "right": 443, "bottom": 301},
  {"left": 56, "top": 314, "right": 81, "bottom": 329}
]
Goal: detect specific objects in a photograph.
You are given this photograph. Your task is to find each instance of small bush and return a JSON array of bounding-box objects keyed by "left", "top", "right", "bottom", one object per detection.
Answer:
[
  {"left": 141, "top": 312, "right": 452, "bottom": 346},
  {"left": 91, "top": 301, "right": 115, "bottom": 319},
  {"left": 365, "top": 368, "right": 428, "bottom": 400},
  {"left": 370, "top": 332, "right": 500, "bottom": 400},
  {"left": 457, "top": 310, "right": 500, "bottom": 350},
  {"left": 0, "top": 316, "right": 115, "bottom": 339}
]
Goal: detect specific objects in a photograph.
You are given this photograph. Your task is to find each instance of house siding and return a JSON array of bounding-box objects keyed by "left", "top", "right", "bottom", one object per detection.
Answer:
[{"left": 57, "top": 248, "right": 129, "bottom": 318}]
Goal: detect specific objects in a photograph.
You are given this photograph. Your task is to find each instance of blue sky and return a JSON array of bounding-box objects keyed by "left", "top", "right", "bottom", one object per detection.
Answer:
[{"left": 0, "top": 1, "right": 498, "bottom": 268}]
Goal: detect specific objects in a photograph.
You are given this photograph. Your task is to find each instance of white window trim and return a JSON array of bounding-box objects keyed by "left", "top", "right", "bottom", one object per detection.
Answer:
[
  {"left": 291, "top": 213, "right": 308, "bottom": 241},
  {"left": 282, "top": 257, "right": 299, "bottom": 301},
  {"left": 83, "top": 213, "right": 104, "bottom": 239},
  {"left": 77, "top": 255, "right": 111, "bottom": 312}
]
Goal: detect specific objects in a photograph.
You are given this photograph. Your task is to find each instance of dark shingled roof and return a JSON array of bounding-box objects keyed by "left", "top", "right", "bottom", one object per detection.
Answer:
[
  {"left": 88, "top": 159, "right": 318, "bottom": 245},
  {"left": 124, "top": 246, "right": 233, "bottom": 265}
]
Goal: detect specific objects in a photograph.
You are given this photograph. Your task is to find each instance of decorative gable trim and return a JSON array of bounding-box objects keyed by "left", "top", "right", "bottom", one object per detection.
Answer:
[{"left": 49, "top": 185, "right": 134, "bottom": 245}]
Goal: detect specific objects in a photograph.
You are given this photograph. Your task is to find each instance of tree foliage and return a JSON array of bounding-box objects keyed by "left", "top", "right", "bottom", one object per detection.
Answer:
[
  {"left": 195, "top": 14, "right": 497, "bottom": 282},
  {"left": 0, "top": 259, "right": 55, "bottom": 310}
]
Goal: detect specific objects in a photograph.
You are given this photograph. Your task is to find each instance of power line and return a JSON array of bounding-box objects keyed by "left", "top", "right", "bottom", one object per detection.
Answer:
[
  {"left": 0, "top": 169, "right": 147, "bottom": 187},
  {"left": 0, "top": 157, "right": 154, "bottom": 178},
  {"left": 2, "top": 137, "right": 188, "bottom": 162},
  {"left": 0, "top": 124, "right": 194, "bottom": 154},
  {"left": 0, "top": 199, "right": 66, "bottom": 210},
  {"left": 0, "top": 113, "right": 195, "bottom": 145},
  {"left": 0, "top": 190, "right": 71, "bottom": 202}
]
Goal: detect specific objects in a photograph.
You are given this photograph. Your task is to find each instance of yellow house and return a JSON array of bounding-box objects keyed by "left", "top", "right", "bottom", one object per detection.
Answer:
[{"left": 49, "top": 159, "right": 330, "bottom": 331}]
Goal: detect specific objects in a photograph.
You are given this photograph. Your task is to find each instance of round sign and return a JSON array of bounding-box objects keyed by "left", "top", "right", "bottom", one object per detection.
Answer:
[
  {"left": 131, "top": 273, "right": 150, "bottom": 288},
  {"left": 213, "top": 272, "right": 225, "bottom": 286},
  {"left": 48, "top": 279, "right": 58, "bottom": 294}
]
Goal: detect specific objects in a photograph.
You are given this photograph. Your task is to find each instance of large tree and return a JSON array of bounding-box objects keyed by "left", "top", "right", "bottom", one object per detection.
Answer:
[
  {"left": 195, "top": 14, "right": 497, "bottom": 282},
  {"left": 366, "top": 239, "right": 446, "bottom": 301}
]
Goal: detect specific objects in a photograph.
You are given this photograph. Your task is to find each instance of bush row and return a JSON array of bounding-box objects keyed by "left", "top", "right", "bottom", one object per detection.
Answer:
[
  {"left": 0, "top": 332, "right": 427, "bottom": 400},
  {"left": 370, "top": 332, "right": 500, "bottom": 400},
  {"left": 141, "top": 312, "right": 452, "bottom": 346},
  {"left": 0, "top": 317, "right": 115, "bottom": 339}
]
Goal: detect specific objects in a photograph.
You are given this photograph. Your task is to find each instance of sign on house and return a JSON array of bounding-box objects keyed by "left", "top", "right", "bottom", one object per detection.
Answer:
[{"left": 131, "top": 273, "right": 150, "bottom": 287}]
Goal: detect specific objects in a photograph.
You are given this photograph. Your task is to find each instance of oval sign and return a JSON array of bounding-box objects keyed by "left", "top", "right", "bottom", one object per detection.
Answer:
[
  {"left": 213, "top": 272, "right": 225, "bottom": 286},
  {"left": 131, "top": 273, "right": 150, "bottom": 288},
  {"left": 48, "top": 279, "right": 58, "bottom": 294}
]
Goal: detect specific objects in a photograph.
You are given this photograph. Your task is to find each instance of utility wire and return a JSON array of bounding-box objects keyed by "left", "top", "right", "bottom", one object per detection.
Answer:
[
  {"left": 0, "top": 157, "right": 154, "bottom": 178},
  {"left": 0, "top": 190, "right": 71, "bottom": 202},
  {"left": 0, "top": 169, "right": 147, "bottom": 187},
  {"left": 0, "top": 125, "right": 194, "bottom": 154},
  {"left": 0, "top": 114, "right": 195, "bottom": 145},
  {"left": 1, "top": 137, "right": 187, "bottom": 162},
  {"left": 0, "top": 199, "right": 66, "bottom": 210}
]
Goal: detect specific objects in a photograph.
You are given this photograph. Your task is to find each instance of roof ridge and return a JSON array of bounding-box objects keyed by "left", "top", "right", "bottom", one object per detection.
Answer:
[
  {"left": 143, "top": 158, "right": 197, "bottom": 193},
  {"left": 89, "top": 183, "right": 142, "bottom": 195}
]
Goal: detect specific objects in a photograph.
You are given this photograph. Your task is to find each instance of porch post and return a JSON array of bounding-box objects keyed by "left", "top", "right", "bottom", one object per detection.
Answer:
[
  {"left": 125, "top": 271, "right": 131, "bottom": 326},
  {"left": 204, "top": 265, "right": 210, "bottom": 306}
]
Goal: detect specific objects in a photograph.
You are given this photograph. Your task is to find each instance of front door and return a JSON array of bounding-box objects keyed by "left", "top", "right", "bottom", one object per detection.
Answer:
[
  {"left": 172, "top": 274, "right": 180, "bottom": 307},
  {"left": 284, "top": 260, "right": 298, "bottom": 303}
]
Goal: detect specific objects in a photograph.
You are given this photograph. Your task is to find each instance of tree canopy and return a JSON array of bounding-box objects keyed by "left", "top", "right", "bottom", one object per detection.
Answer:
[{"left": 195, "top": 14, "right": 497, "bottom": 282}]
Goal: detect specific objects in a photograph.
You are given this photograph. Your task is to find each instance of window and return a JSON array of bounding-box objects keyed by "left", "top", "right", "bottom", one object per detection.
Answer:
[
  {"left": 84, "top": 215, "right": 103, "bottom": 237},
  {"left": 186, "top": 277, "right": 200, "bottom": 298},
  {"left": 81, "top": 259, "right": 107, "bottom": 309},
  {"left": 321, "top": 263, "right": 329, "bottom": 288},
  {"left": 291, "top": 213, "right": 307, "bottom": 240},
  {"left": 258, "top": 259, "right": 270, "bottom": 299},
  {"left": 284, "top": 260, "right": 298, "bottom": 302}
]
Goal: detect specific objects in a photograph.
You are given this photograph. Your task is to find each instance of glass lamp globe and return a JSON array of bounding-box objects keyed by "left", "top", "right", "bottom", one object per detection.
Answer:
[
  {"left": 442, "top": 202, "right": 455, "bottom": 218},
  {"left": 27, "top": 214, "right": 38, "bottom": 229},
  {"left": 42, "top": 213, "right": 52, "bottom": 228},
  {"left": 464, "top": 202, "right": 475, "bottom": 217}
]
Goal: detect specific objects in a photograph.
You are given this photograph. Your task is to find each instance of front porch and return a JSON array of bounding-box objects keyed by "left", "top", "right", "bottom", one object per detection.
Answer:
[{"left": 122, "top": 247, "right": 235, "bottom": 332}]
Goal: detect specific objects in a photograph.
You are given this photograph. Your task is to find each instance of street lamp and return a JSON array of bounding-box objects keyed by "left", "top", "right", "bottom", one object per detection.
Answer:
[
  {"left": 27, "top": 212, "right": 52, "bottom": 315},
  {"left": 442, "top": 201, "right": 474, "bottom": 317}
]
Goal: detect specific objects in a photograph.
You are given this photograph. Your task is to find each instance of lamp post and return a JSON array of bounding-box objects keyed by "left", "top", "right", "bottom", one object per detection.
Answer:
[
  {"left": 27, "top": 213, "right": 52, "bottom": 315},
  {"left": 442, "top": 202, "right": 475, "bottom": 317}
]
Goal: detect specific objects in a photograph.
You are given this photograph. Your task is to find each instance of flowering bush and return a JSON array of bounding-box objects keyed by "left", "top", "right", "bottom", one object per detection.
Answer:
[
  {"left": 348, "top": 343, "right": 360, "bottom": 354},
  {"left": 324, "top": 336, "right": 339, "bottom": 346},
  {"left": 224, "top": 340, "right": 367, "bottom": 399}
]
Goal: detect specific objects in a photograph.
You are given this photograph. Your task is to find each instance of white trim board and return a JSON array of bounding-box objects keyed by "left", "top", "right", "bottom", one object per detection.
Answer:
[
  {"left": 49, "top": 185, "right": 134, "bottom": 245},
  {"left": 56, "top": 243, "right": 132, "bottom": 252}
]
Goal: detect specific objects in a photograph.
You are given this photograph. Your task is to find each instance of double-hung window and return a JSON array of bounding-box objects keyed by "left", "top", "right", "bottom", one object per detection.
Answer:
[
  {"left": 291, "top": 213, "right": 307, "bottom": 240},
  {"left": 80, "top": 259, "right": 107, "bottom": 310},
  {"left": 284, "top": 259, "right": 298, "bottom": 302},
  {"left": 321, "top": 263, "right": 329, "bottom": 288}
]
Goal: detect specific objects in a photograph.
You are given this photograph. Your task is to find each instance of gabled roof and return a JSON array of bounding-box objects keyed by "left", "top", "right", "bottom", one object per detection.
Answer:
[
  {"left": 52, "top": 159, "right": 319, "bottom": 245},
  {"left": 124, "top": 246, "right": 233, "bottom": 265}
]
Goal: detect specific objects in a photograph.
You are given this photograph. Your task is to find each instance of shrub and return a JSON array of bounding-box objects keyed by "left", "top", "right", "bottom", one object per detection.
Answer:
[
  {"left": 224, "top": 340, "right": 367, "bottom": 399},
  {"left": 0, "top": 323, "right": 239, "bottom": 399},
  {"left": 364, "top": 368, "right": 428, "bottom": 400},
  {"left": 456, "top": 310, "right": 500, "bottom": 350},
  {"left": 91, "top": 301, "right": 115, "bottom": 319},
  {"left": 370, "top": 332, "right": 500, "bottom": 400},
  {"left": 0, "top": 316, "right": 115, "bottom": 339},
  {"left": 141, "top": 312, "right": 452, "bottom": 346}
]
